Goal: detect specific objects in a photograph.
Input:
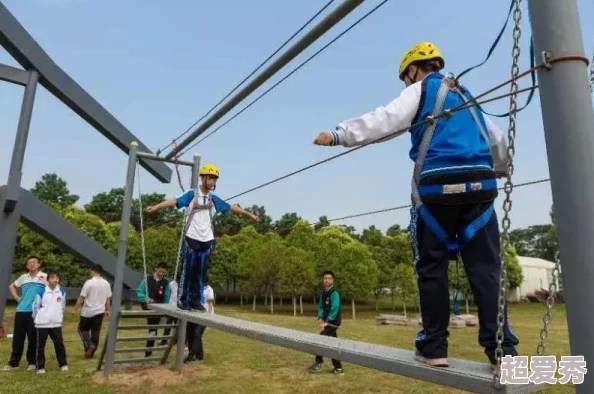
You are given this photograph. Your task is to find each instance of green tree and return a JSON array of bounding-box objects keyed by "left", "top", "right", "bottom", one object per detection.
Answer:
[
  {"left": 209, "top": 239, "right": 239, "bottom": 296},
  {"left": 509, "top": 224, "right": 557, "bottom": 262},
  {"left": 31, "top": 173, "right": 79, "bottom": 207},
  {"left": 361, "top": 225, "right": 384, "bottom": 247},
  {"left": 333, "top": 242, "right": 377, "bottom": 320},
  {"left": 84, "top": 188, "right": 125, "bottom": 223},
  {"left": 279, "top": 246, "right": 316, "bottom": 316},
  {"left": 392, "top": 262, "right": 418, "bottom": 317},
  {"left": 503, "top": 244, "right": 523, "bottom": 291},
  {"left": 143, "top": 225, "right": 182, "bottom": 275},
  {"left": 237, "top": 233, "right": 285, "bottom": 313},
  {"left": 105, "top": 222, "right": 143, "bottom": 273},
  {"left": 214, "top": 205, "right": 272, "bottom": 236},
  {"left": 386, "top": 224, "right": 404, "bottom": 237},
  {"left": 314, "top": 215, "right": 330, "bottom": 231},
  {"left": 273, "top": 213, "right": 302, "bottom": 236}
]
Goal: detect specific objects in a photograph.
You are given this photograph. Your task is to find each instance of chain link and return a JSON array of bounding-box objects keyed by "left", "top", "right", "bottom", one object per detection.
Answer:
[
  {"left": 536, "top": 251, "right": 561, "bottom": 355},
  {"left": 494, "top": 0, "right": 522, "bottom": 386}
]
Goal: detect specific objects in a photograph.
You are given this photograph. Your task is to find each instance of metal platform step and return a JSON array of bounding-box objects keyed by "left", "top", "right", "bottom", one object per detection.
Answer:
[
  {"left": 113, "top": 357, "right": 162, "bottom": 365},
  {"left": 116, "top": 335, "right": 174, "bottom": 342},
  {"left": 115, "top": 346, "right": 169, "bottom": 353},
  {"left": 117, "top": 324, "right": 177, "bottom": 330}
]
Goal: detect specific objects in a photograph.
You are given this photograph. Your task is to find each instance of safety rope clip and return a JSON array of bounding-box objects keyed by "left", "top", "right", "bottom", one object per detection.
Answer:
[
  {"left": 443, "top": 109, "right": 453, "bottom": 119},
  {"left": 541, "top": 51, "right": 553, "bottom": 70},
  {"left": 425, "top": 115, "right": 436, "bottom": 126}
]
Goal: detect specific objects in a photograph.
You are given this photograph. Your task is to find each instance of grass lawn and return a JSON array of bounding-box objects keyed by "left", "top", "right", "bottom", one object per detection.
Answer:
[{"left": 0, "top": 300, "right": 577, "bottom": 394}]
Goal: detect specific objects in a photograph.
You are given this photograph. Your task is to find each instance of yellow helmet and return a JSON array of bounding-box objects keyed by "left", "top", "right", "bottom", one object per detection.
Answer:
[
  {"left": 398, "top": 42, "right": 445, "bottom": 80},
  {"left": 199, "top": 163, "right": 219, "bottom": 178}
]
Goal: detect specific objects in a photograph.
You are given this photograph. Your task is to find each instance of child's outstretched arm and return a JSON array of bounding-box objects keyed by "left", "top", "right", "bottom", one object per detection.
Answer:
[{"left": 313, "top": 82, "right": 422, "bottom": 148}]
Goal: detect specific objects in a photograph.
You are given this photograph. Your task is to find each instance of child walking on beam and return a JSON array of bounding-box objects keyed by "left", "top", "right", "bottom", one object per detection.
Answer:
[
  {"left": 147, "top": 163, "right": 259, "bottom": 311},
  {"left": 312, "top": 42, "right": 518, "bottom": 375}
]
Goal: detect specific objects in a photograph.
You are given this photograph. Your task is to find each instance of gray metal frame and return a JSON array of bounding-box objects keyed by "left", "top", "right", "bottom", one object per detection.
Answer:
[
  {"left": 0, "top": 0, "right": 173, "bottom": 330},
  {"left": 0, "top": 2, "right": 171, "bottom": 182},
  {"left": 528, "top": 1, "right": 594, "bottom": 393},
  {"left": 102, "top": 145, "right": 200, "bottom": 376}
]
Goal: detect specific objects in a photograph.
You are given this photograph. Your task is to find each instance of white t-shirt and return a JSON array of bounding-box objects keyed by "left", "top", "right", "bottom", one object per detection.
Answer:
[
  {"left": 175, "top": 188, "right": 231, "bottom": 242},
  {"left": 202, "top": 285, "right": 215, "bottom": 313},
  {"left": 168, "top": 280, "right": 178, "bottom": 306},
  {"left": 80, "top": 276, "right": 112, "bottom": 318}
]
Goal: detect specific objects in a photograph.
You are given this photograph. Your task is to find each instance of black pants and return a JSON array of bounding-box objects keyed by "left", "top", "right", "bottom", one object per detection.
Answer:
[
  {"left": 187, "top": 322, "right": 206, "bottom": 360},
  {"left": 8, "top": 312, "right": 37, "bottom": 367},
  {"left": 78, "top": 313, "right": 104, "bottom": 351},
  {"left": 36, "top": 327, "right": 67, "bottom": 369},
  {"left": 315, "top": 325, "right": 342, "bottom": 369},
  {"left": 414, "top": 202, "right": 519, "bottom": 364},
  {"left": 179, "top": 237, "right": 212, "bottom": 309},
  {"left": 145, "top": 317, "right": 162, "bottom": 357}
]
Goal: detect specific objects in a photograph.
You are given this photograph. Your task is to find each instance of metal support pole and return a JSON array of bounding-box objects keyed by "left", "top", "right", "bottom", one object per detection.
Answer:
[
  {"left": 0, "top": 69, "right": 39, "bottom": 336},
  {"left": 103, "top": 141, "right": 139, "bottom": 377},
  {"left": 528, "top": 1, "right": 594, "bottom": 392},
  {"left": 136, "top": 151, "right": 194, "bottom": 167},
  {"left": 191, "top": 154, "right": 201, "bottom": 189},
  {"left": 175, "top": 319, "right": 187, "bottom": 371},
  {"left": 164, "top": 0, "right": 365, "bottom": 159}
]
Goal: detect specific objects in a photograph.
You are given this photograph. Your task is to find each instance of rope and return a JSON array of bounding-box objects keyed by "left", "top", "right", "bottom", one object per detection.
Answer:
[
  {"left": 171, "top": 140, "right": 186, "bottom": 192},
  {"left": 177, "top": 0, "right": 392, "bottom": 156},
  {"left": 224, "top": 54, "right": 586, "bottom": 202},
  {"left": 136, "top": 161, "right": 149, "bottom": 303},
  {"left": 156, "top": 0, "right": 338, "bottom": 155}
]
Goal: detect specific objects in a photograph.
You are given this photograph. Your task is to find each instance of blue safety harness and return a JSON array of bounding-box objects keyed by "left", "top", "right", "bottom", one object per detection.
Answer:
[
  {"left": 178, "top": 192, "right": 217, "bottom": 308},
  {"left": 410, "top": 76, "right": 497, "bottom": 259}
]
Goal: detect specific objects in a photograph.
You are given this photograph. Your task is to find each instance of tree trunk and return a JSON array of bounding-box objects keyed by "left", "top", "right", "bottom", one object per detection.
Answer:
[
  {"left": 225, "top": 294, "right": 228, "bottom": 304},
  {"left": 252, "top": 295, "right": 256, "bottom": 311},
  {"left": 280, "top": 297, "right": 283, "bottom": 307},
  {"left": 351, "top": 298, "right": 356, "bottom": 320},
  {"left": 240, "top": 292, "right": 243, "bottom": 306},
  {"left": 402, "top": 296, "right": 407, "bottom": 318},
  {"left": 465, "top": 295, "right": 470, "bottom": 315},
  {"left": 375, "top": 295, "right": 379, "bottom": 312},
  {"left": 293, "top": 296, "right": 297, "bottom": 316},
  {"left": 265, "top": 292, "right": 268, "bottom": 306},
  {"left": 300, "top": 296, "right": 303, "bottom": 314},
  {"left": 313, "top": 295, "right": 316, "bottom": 305},
  {"left": 270, "top": 293, "right": 274, "bottom": 314},
  {"left": 391, "top": 291, "right": 395, "bottom": 311},
  {"left": 233, "top": 280, "right": 236, "bottom": 294}
]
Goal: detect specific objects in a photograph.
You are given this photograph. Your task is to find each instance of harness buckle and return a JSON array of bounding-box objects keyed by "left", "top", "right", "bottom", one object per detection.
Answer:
[{"left": 425, "top": 115, "right": 436, "bottom": 125}]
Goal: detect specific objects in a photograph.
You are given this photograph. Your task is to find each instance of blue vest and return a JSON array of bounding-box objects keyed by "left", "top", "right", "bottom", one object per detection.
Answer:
[
  {"left": 409, "top": 72, "right": 495, "bottom": 182},
  {"left": 409, "top": 73, "right": 498, "bottom": 256}
]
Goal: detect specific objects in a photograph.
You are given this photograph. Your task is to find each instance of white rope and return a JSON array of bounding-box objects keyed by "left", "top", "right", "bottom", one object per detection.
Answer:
[{"left": 136, "top": 160, "right": 149, "bottom": 303}]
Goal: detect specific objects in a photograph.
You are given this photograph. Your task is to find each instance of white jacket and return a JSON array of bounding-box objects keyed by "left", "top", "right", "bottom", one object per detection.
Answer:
[{"left": 33, "top": 285, "right": 66, "bottom": 328}]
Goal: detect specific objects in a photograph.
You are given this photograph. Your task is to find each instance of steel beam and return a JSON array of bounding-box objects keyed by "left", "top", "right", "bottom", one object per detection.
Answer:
[
  {"left": 150, "top": 304, "right": 541, "bottom": 394},
  {"left": 103, "top": 141, "right": 138, "bottom": 377},
  {"left": 165, "top": 0, "right": 366, "bottom": 159},
  {"left": 0, "top": 2, "right": 171, "bottom": 183},
  {"left": 0, "top": 62, "right": 28, "bottom": 85},
  {"left": 528, "top": 0, "right": 594, "bottom": 392},
  {"left": 136, "top": 151, "right": 194, "bottom": 167},
  {"left": 0, "top": 185, "right": 144, "bottom": 289}
]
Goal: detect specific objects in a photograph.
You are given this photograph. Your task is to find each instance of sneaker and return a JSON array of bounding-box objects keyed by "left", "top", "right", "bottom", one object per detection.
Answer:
[
  {"left": 309, "top": 362, "right": 322, "bottom": 372},
  {"left": 414, "top": 351, "right": 449, "bottom": 367},
  {"left": 177, "top": 301, "right": 191, "bottom": 311},
  {"left": 334, "top": 368, "right": 345, "bottom": 375},
  {"left": 84, "top": 345, "right": 96, "bottom": 358},
  {"left": 183, "top": 355, "right": 200, "bottom": 364},
  {"left": 36, "top": 369, "right": 45, "bottom": 375},
  {"left": 60, "top": 366, "right": 69, "bottom": 371},
  {"left": 1, "top": 365, "right": 18, "bottom": 372},
  {"left": 189, "top": 302, "right": 205, "bottom": 312},
  {"left": 27, "top": 364, "right": 36, "bottom": 371}
]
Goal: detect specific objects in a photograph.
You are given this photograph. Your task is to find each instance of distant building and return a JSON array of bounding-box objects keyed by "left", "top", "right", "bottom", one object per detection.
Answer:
[{"left": 508, "top": 256, "right": 561, "bottom": 302}]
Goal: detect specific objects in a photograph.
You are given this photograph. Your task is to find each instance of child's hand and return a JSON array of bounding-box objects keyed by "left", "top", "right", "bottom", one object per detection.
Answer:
[
  {"left": 313, "top": 131, "right": 334, "bottom": 146},
  {"left": 250, "top": 214, "right": 260, "bottom": 222}
]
